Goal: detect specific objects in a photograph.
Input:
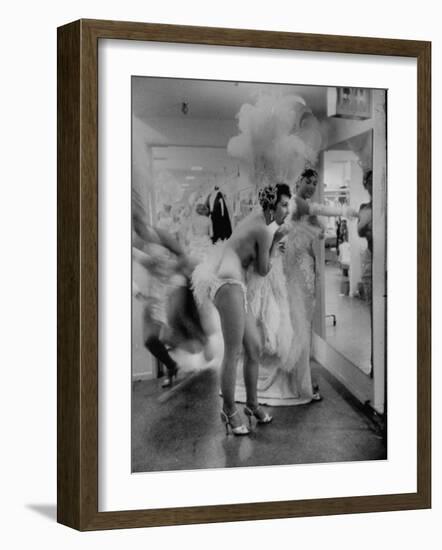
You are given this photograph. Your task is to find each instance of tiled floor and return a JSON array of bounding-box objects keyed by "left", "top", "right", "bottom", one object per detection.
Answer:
[{"left": 131, "top": 362, "right": 386, "bottom": 473}]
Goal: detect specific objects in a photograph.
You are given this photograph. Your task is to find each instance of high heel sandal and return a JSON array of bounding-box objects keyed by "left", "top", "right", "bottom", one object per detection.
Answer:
[
  {"left": 311, "top": 391, "right": 322, "bottom": 401},
  {"left": 161, "top": 364, "right": 179, "bottom": 388},
  {"left": 243, "top": 405, "right": 273, "bottom": 429},
  {"left": 311, "top": 384, "right": 322, "bottom": 401},
  {"left": 220, "top": 410, "right": 250, "bottom": 436}
]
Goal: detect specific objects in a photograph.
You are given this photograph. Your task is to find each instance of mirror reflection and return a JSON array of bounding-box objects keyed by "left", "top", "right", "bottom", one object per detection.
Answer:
[{"left": 322, "top": 130, "right": 373, "bottom": 375}]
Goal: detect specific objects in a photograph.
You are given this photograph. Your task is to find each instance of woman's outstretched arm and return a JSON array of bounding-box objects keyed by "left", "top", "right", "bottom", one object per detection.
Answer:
[{"left": 308, "top": 202, "right": 359, "bottom": 218}]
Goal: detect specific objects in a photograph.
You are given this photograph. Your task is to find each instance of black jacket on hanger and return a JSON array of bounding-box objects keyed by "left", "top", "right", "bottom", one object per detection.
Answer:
[{"left": 205, "top": 190, "right": 232, "bottom": 243}]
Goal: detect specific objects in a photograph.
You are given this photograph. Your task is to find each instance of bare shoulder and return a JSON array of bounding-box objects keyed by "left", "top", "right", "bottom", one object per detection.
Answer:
[
  {"left": 255, "top": 223, "right": 273, "bottom": 249},
  {"left": 236, "top": 211, "right": 262, "bottom": 233},
  {"left": 255, "top": 222, "right": 269, "bottom": 237},
  {"left": 248, "top": 219, "right": 268, "bottom": 243}
]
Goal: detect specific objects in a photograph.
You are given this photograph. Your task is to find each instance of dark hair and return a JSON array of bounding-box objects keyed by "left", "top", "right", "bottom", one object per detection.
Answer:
[
  {"left": 258, "top": 182, "right": 292, "bottom": 211},
  {"left": 300, "top": 168, "right": 318, "bottom": 181},
  {"left": 258, "top": 185, "right": 278, "bottom": 210},
  {"left": 363, "top": 170, "right": 373, "bottom": 187},
  {"left": 275, "top": 182, "right": 291, "bottom": 205}
]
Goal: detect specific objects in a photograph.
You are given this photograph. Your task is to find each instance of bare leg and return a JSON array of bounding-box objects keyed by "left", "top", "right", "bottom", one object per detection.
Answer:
[
  {"left": 214, "top": 284, "right": 246, "bottom": 423},
  {"left": 197, "top": 300, "right": 219, "bottom": 362},
  {"left": 243, "top": 310, "right": 262, "bottom": 409},
  {"left": 243, "top": 310, "right": 272, "bottom": 424}
]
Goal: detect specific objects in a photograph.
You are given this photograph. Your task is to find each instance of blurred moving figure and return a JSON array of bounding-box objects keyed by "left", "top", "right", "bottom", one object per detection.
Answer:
[{"left": 132, "top": 192, "right": 206, "bottom": 388}]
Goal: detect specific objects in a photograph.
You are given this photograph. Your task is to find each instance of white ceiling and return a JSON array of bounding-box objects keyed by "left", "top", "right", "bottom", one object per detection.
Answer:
[
  {"left": 133, "top": 77, "right": 328, "bottom": 121},
  {"left": 133, "top": 77, "right": 328, "bottom": 201}
]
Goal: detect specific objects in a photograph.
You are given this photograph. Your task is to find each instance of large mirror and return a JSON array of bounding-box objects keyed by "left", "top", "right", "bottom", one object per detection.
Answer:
[{"left": 321, "top": 130, "right": 373, "bottom": 375}]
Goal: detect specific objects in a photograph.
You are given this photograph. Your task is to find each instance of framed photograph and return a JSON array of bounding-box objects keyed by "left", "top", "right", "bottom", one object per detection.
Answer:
[{"left": 57, "top": 19, "right": 431, "bottom": 530}]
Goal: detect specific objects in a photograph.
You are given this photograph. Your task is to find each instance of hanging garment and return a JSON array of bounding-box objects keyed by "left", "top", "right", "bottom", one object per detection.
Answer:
[{"left": 207, "top": 191, "right": 232, "bottom": 243}]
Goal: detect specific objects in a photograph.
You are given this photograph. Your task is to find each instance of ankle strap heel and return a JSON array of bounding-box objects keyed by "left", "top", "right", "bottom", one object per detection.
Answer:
[
  {"left": 244, "top": 405, "right": 273, "bottom": 427},
  {"left": 220, "top": 410, "right": 250, "bottom": 436}
]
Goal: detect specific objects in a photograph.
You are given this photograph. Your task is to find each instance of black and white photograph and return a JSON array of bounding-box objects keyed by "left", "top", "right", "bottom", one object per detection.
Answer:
[{"left": 131, "top": 77, "right": 387, "bottom": 473}]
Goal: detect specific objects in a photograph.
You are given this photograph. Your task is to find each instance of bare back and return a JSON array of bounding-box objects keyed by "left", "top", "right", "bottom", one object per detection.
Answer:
[{"left": 217, "top": 211, "right": 272, "bottom": 282}]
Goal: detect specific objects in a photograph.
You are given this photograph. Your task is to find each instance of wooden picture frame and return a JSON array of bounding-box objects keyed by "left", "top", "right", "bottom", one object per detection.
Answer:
[{"left": 57, "top": 18, "right": 431, "bottom": 530}]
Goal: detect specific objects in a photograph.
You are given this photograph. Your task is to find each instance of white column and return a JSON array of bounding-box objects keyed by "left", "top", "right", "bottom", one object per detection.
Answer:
[
  {"left": 313, "top": 154, "right": 326, "bottom": 338},
  {"left": 372, "top": 90, "right": 387, "bottom": 414}
]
